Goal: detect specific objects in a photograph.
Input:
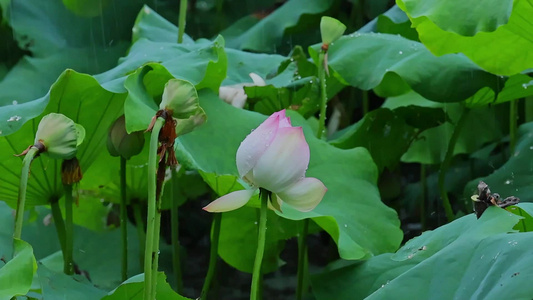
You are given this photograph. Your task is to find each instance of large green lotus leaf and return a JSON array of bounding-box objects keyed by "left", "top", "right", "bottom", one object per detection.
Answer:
[
  {"left": 129, "top": 4, "right": 287, "bottom": 88},
  {"left": 103, "top": 273, "right": 191, "bottom": 300},
  {"left": 329, "top": 108, "right": 416, "bottom": 172},
  {"left": 464, "top": 122, "right": 533, "bottom": 205},
  {"left": 382, "top": 91, "right": 504, "bottom": 164},
  {"left": 0, "top": 239, "right": 36, "bottom": 299},
  {"left": 399, "top": 0, "right": 513, "bottom": 36},
  {"left": 465, "top": 75, "right": 533, "bottom": 107},
  {"left": 132, "top": 5, "right": 194, "bottom": 44},
  {"left": 309, "top": 33, "right": 501, "bottom": 103},
  {"left": 176, "top": 90, "right": 402, "bottom": 260},
  {"left": 224, "top": 49, "right": 287, "bottom": 86},
  {"left": 4, "top": 0, "right": 139, "bottom": 57},
  {"left": 313, "top": 205, "right": 533, "bottom": 300},
  {"left": 329, "top": 106, "right": 446, "bottom": 172},
  {"left": 0, "top": 46, "right": 127, "bottom": 108},
  {"left": 222, "top": 0, "right": 334, "bottom": 52},
  {"left": 0, "top": 0, "right": 136, "bottom": 107},
  {"left": 0, "top": 70, "right": 125, "bottom": 206},
  {"left": 37, "top": 263, "right": 107, "bottom": 300},
  {"left": 94, "top": 35, "right": 227, "bottom": 94},
  {"left": 375, "top": 6, "right": 419, "bottom": 41},
  {"left": 398, "top": 0, "right": 533, "bottom": 75}
]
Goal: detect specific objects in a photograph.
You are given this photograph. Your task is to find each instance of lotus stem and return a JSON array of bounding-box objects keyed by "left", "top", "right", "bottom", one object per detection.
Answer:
[
  {"left": 133, "top": 201, "right": 146, "bottom": 270},
  {"left": 439, "top": 107, "right": 470, "bottom": 222},
  {"left": 120, "top": 156, "right": 128, "bottom": 281},
  {"left": 509, "top": 99, "right": 518, "bottom": 156},
  {"left": 144, "top": 117, "right": 165, "bottom": 300},
  {"left": 420, "top": 164, "right": 427, "bottom": 231},
  {"left": 50, "top": 198, "right": 67, "bottom": 256},
  {"left": 63, "top": 184, "right": 74, "bottom": 275},
  {"left": 251, "top": 189, "right": 269, "bottom": 300},
  {"left": 178, "top": 0, "right": 188, "bottom": 43},
  {"left": 296, "top": 219, "right": 309, "bottom": 300},
  {"left": 171, "top": 172, "right": 184, "bottom": 293},
  {"left": 14, "top": 146, "right": 39, "bottom": 240},
  {"left": 316, "top": 51, "right": 328, "bottom": 140},
  {"left": 200, "top": 212, "right": 222, "bottom": 300}
]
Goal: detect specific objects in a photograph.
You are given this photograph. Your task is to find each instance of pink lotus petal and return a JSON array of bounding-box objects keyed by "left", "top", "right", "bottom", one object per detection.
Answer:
[
  {"left": 236, "top": 110, "right": 287, "bottom": 178},
  {"left": 252, "top": 126, "right": 310, "bottom": 192},
  {"left": 277, "top": 177, "right": 327, "bottom": 212},
  {"left": 202, "top": 189, "right": 255, "bottom": 212}
]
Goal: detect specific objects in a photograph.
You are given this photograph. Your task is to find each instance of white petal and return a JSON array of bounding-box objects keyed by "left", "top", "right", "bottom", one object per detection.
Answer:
[
  {"left": 202, "top": 189, "right": 255, "bottom": 212},
  {"left": 219, "top": 86, "right": 243, "bottom": 104},
  {"left": 236, "top": 110, "right": 287, "bottom": 178},
  {"left": 252, "top": 126, "right": 310, "bottom": 192},
  {"left": 277, "top": 177, "right": 327, "bottom": 212},
  {"left": 249, "top": 73, "right": 266, "bottom": 86}
]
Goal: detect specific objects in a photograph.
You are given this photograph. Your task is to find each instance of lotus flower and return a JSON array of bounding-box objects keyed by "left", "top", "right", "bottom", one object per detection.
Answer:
[
  {"left": 219, "top": 73, "right": 266, "bottom": 108},
  {"left": 203, "top": 110, "right": 327, "bottom": 213}
]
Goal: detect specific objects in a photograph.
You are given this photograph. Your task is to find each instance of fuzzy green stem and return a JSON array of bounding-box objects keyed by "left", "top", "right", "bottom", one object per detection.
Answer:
[
  {"left": 420, "top": 164, "right": 427, "bottom": 231},
  {"left": 50, "top": 199, "right": 66, "bottom": 254},
  {"left": 178, "top": 0, "right": 188, "bottom": 43},
  {"left": 362, "top": 90, "right": 369, "bottom": 116},
  {"left": 14, "top": 147, "right": 39, "bottom": 240},
  {"left": 439, "top": 108, "right": 470, "bottom": 223},
  {"left": 170, "top": 173, "right": 184, "bottom": 293},
  {"left": 200, "top": 212, "right": 222, "bottom": 300},
  {"left": 251, "top": 189, "right": 269, "bottom": 300},
  {"left": 296, "top": 219, "right": 309, "bottom": 300},
  {"left": 120, "top": 157, "right": 128, "bottom": 281},
  {"left": 316, "top": 51, "right": 327, "bottom": 139},
  {"left": 144, "top": 117, "right": 165, "bottom": 300},
  {"left": 509, "top": 99, "right": 518, "bottom": 156},
  {"left": 133, "top": 202, "right": 146, "bottom": 270},
  {"left": 525, "top": 96, "right": 533, "bottom": 123},
  {"left": 63, "top": 184, "right": 74, "bottom": 275},
  {"left": 151, "top": 202, "right": 162, "bottom": 300}
]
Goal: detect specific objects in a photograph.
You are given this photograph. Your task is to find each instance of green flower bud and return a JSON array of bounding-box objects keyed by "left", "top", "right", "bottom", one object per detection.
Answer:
[
  {"left": 107, "top": 115, "right": 145, "bottom": 159},
  {"left": 34, "top": 113, "right": 84, "bottom": 160},
  {"left": 175, "top": 108, "right": 206, "bottom": 136},
  {"left": 320, "top": 16, "right": 346, "bottom": 46},
  {"left": 159, "top": 79, "right": 201, "bottom": 119}
]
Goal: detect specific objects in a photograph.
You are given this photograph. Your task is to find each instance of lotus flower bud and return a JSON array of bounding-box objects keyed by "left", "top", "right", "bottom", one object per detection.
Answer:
[
  {"left": 160, "top": 79, "right": 202, "bottom": 119},
  {"left": 107, "top": 115, "right": 145, "bottom": 159},
  {"left": 320, "top": 16, "right": 346, "bottom": 46},
  {"left": 33, "top": 113, "right": 84, "bottom": 160},
  {"left": 203, "top": 110, "right": 327, "bottom": 213}
]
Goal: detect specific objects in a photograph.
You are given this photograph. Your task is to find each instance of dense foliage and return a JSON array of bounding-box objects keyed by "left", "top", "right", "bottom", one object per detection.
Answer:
[{"left": 0, "top": 0, "right": 532, "bottom": 299}]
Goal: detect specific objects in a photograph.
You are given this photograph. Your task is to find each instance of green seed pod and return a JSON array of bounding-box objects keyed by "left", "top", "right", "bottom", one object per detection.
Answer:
[
  {"left": 34, "top": 113, "right": 83, "bottom": 160},
  {"left": 159, "top": 79, "right": 201, "bottom": 119},
  {"left": 320, "top": 16, "right": 346, "bottom": 46},
  {"left": 107, "top": 115, "right": 145, "bottom": 159}
]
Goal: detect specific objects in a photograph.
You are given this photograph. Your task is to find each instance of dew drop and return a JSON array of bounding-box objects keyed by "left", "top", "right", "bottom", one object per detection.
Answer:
[
  {"left": 12, "top": 100, "right": 18, "bottom": 105},
  {"left": 398, "top": 51, "right": 403, "bottom": 55},
  {"left": 7, "top": 115, "right": 21, "bottom": 122},
  {"left": 344, "top": 224, "right": 348, "bottom": 228}
]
